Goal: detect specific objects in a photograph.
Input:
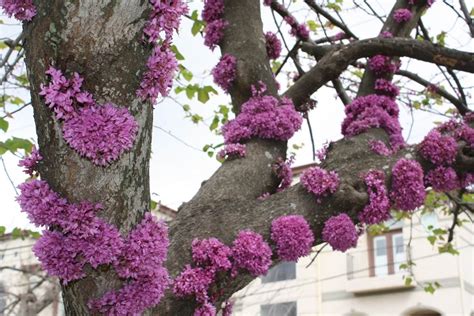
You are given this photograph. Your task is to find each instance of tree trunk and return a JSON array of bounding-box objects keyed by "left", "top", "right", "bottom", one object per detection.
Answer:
[{"left": 23, "top": 1, "right": 152, "bottom": 314}]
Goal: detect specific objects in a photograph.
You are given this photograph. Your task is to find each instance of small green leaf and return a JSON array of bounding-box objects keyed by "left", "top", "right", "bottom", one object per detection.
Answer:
[
  {"left": 198, "top": 89, "right": 209, "bottom": 103},
  {"left": 404, "top": 276, "right": 412, "bottom": 286},
  {"left": 150, "top": 200, "right": 158, "bottom": 210},
  {"left": 210, "top": 116, "right": 219, "bottom": 131},
  {"left": 0, "top": 118, "right": 8, "bottom": 132},
  {"left": 0, "top": 226, "right": 5, "bottom": 235},
  {"left": 0, "top": 41, "right": 7, "bottom": 49},
  {"left": 427, "top": 235, "right": 436, "bottom": 245}
]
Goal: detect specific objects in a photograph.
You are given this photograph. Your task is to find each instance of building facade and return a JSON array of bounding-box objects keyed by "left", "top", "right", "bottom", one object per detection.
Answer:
[{"left": 232, "top": 164, "right": 473, "bottom": 316}]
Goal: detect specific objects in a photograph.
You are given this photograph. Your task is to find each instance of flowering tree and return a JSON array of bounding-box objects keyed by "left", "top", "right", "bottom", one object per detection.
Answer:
[{"left": 1, "top": 0, "right": 473, "bottom": 315}]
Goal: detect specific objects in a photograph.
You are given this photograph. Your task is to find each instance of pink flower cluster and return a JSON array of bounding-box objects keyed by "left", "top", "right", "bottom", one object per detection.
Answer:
[
  {"left": 283, "top": 15, "right": 310, "bottom": 41},
  {"left": 300, "top": 166, "right": 340, "bottom": 201},
  {"left": 212, "top": 54, "right": 237, "bottom": 93},
  {"left": 231, "top": 230, "right": 272, "bottom": 276},
  {"left": 393, "top": 8, "right": 413, "bottom": 23},
  {"left": 40, "top": 67, "right": 94, "bottom": 121},
  {"left": 202, "top": 0, "right": 227, "bottom": 50},
  {"left": 265, "top": 32, "right": 282, "bottom": 60},
  {"left": 368, "top": 55, "right": 399, "bottom": 76},
  {"left": 174, "top": 232, "right": 271, "bottom": 314},
  {"left": 322, "top": 213, "right": 358, "bottom": 252},
  {"left": 138, "top": 0, "right": 187, "bottom": 105},
  {"left": 192, "top": 238, "right": 232, "bottom": 272},
  {"left": 374, "top": 79, "right": 400, "bottom": 99},
  {"left": 137, "top": 46, "right": 179, "bottom": 103},
  {"left": 18, "top": 147, "right": 42, "bottom": 176},
  {"left": 425, "top": 166, "right": 459, "bottom": 192},
  {"left": 341, "top": 94, "right": 404, "bottom": 151},
  {"left": 271, "top": 215, "right": 314, "bottom": 261},
  {"left": 390, "top": 159, "right": 426, "bottom": 211},
  {"left": 368, "top": 139, "right": 392, "bottom": 156},
  {"left": 419, "top": 130, "right": 457, "bottom": 166},
  {"left": 315, "top": 142, "right": 329, "bottom": 162},
  {"left": 40, "top": 67, "right": 138, "bottom": 166},
  {"left": 0, "top": 0, "right": 36, "bottom": 21},
  {"left": 143, "top": 0, "right": 188, "bottom": 43},
  {"left": 358, "top": 170, "right": 391, "bottom": 225},
  {"left": 222, "top": 84, "right": 302, "bottom": 144},
  {"left": 273, "top": 156, "right": 293, "bottom": 192},
  {"left": 62, "top": 103, "right": 138, "bottom": 166},
  {"left": 90, "top": 213, "right": 171, "bottom": 316},
  {"left": 18, "top": 180, "right": 123, "bottom": 283},
  {"left": 217, "top": 143, "right": 246, "bottom": 160}
]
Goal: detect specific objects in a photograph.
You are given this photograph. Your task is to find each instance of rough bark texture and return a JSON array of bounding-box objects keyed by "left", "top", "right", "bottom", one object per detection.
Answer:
[
  {"left": 23, "top": 1, "right": 152, "bottom": 314},
  {"left": 21, "top": 0, "right": 473, "bottom": 315}
]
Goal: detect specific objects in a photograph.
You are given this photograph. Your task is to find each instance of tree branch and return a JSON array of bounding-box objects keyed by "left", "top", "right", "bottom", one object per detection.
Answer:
[
  {"left": 286, "top": 38, "right": 474, "bottom": 107},
  {"left": 396, "top": 69, "right": 470, "bottom": 115}
]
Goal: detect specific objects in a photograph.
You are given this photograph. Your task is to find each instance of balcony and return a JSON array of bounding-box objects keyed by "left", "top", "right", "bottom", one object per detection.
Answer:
[{"left": 345, "top": 245, "right": 416, "bottom": 294}]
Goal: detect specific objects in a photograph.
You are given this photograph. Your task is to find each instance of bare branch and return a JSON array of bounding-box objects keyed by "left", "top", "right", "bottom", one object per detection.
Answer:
[
  {"left": 396, "top": 70, "right": 469, "bottom": 115},
  {"left": 459, "top": 0, "right": 474, "bottom": 37},
  {"left": 287, "top": 38, "right": 474, "bottom": 107}
]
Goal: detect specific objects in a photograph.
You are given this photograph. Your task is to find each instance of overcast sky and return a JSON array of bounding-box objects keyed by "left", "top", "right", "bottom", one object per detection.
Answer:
[{"left": 0, "top": 1, "right": 472, "bottom": 231}]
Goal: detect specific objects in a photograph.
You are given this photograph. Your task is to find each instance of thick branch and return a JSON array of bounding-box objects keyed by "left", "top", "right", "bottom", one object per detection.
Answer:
[{"left": 287, "top": 38, "right": 474, "bottom": 107}]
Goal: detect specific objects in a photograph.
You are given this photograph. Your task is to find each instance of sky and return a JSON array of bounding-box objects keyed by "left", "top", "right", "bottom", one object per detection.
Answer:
[{"left": 0, "top": 1, "right": 472, "bottom": 231}]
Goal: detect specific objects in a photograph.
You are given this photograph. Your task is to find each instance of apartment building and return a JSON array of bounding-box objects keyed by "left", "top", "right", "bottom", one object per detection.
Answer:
[{"left": 232, "top": 164, "right": 473, "bottom": 316}]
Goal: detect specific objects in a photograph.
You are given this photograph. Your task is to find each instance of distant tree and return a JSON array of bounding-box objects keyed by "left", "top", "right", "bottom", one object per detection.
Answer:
[{"left": 0, "top": 0, "right": 473, "bottom": 315}]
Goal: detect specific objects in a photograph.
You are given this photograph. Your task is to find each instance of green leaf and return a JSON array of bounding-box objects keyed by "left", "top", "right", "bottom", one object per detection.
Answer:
[
  {"left": 0, "top": 226, "right": 5, "bottom": 235},
  {"left": 191, "top": 21, "right": 204, "bottom": 36},
  {"left": 427, "top": 235, "right": 436, "bottom": 245},
  {"left": 170, "top": 45, "right": 185, "bottom": 61},
  {"left": 11, "top": 228, "right": 23, "bottom": 239},
  {"left": 191, "top": 114, "right": 203, "bottom": 124},
  {"left": 181, "top": 67, "right": 193, "bottom": 81},
  {"left": 210, "top": 116, "right": 219, "bottom": 131},
  {"left": 424, "top": 282, "right": 436, "bottom": 294},
  {"left": 404, "top": 276, "right": 412, "bottom": 286},
  {"left": 198, "top": 89, "right": 209, "bottom": 103},
  {"left": 182, "top": 104, "right": 191, "bottom": 112},
  {"left": 185, "top": 85, "right": 197, "bottom": 99},
  {"left": 4, "top": 137, "right": 33, "bottom": 154},
  {"left": 0, "top": 41, "right": 7, "bottom": 49},
  {"left": 307, "top": 20, "right": 319, "bottom": 32},
  {"left": 150, "top": 199, "right": 158, "bottom": 210},
  {"left": 0, "top": 118, "right": 8, "bottom": 132},
  {"left": 438, "top": 243, "right": 459, "bottom": 255},
  {"left": 30, "top": 231, "right": 41, "bottom": 239}
]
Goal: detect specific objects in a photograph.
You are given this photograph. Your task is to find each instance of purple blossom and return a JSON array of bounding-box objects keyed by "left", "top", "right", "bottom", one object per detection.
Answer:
[
  {"left": 393, "top": 8, "right": 412, "bottom": 23},
  {"left": 18, "top": 147, "right": 42, "bottom": 176},
  {"left": 283, "top": 16, "right": 310, "bottom": 40},
  {"left": 194, "top": 302, "right": 216, "bottom": 316},
  {"left": 222, "top": 87, "right": 302, "bottom": 144},
  {"left": 212, "top": 54, "right": 237, "bottom": 93},
  {"left": 369, "top": 140, "right": 392, "bottom": 156},
  {"left": 390, "top": 159, "right": 426, "bottom": 211},
  {"left": 222, "top": 301, "right": 233, "bottom": 316},
  {"left": 192, "top": 238, "right": 232, "bottom": 271},
  {"left": 217, "top": 143, "right": 246, "bottom": 160},
  {"left": 315, "top": 142, "right": 329, "bottom": 162},
  {"left": 425, "top": 166, "right": 460, "bottom": 192},
  {"left": 419, "top": 130, "right": 457, "bottom": 165},
  {"left": 33, "top": 231, "right": 85, "bottom": 284},
  {"left": 464, "top": 112, "right": 474, "bottom": 124},
  {"left": 358, "top": 170, "right": 391, "bottom": 225},
  {"left": 231, "top": 230, "right": 272, "bottom": 277},
  {"left": 300, "top": 166, "right": 340, "bottom": 201},
  {"left": 374, "top": 79, "right": 400, "bottom": 99},
  {"left": 73, "top": 218, "right": 124, "bottom": 269},
  {"left": 204, "top": 19, "right": 228, "bottom": 50},
  {"left": 271, "top": 215, "right": 314, "bottom": 261},
  {"left": 460, "top": 125, "right": 474, "bottom": 147},
  {"left": 137, "top": 45, "right": 178, "bottom": 104},
  {"left": 461, "top": 173, "right": 474, "bottom": 188},
  {"left": 202, "top": 0, "right": 224, "bottom": 23},
  {"left": 322, "top": 213, "right": 358, "bottom": 252},
  {"left": 17, "top": 179, "right": 68, "bottom": 227},
  {"left": 265, "top": 32, "right": 282, "bottom": 59},
  {"left": 258, "top": 192, "right": 271, "bottom": 200},
  {"left": 342, "top": 94, "right": 404, "bottom": 151},
  {"left": 143, "top": 0, "right": 188, "bottom": 43},
  {"left": 380, "top": 31, "right": 393, "bottom": 38},
  {"left": 115, "top": 213, "right": 169, "bottom": 279},
  {"left": 273, "top": 157, "right": 293, "bottom": 192},
  {"left": 39, "top": 67, "right": 94, "bottom": 121},
  {"left": 263, "top": 0, "right": 272, "bottom": 5},
  {"left": 368, "top": 55, "right": 399, "bottom": 76},
  {"left": 62, "top": 102, "right": 138, "bottom": 166},
  {"left": 173, "top": 265, "right": 214, "bottom": 303},
  {"left": 0, "top": 0, "right": 36, "bottom": 21},
  {"left": 88, "top": 269, "right": 170, "bottom": 316}
]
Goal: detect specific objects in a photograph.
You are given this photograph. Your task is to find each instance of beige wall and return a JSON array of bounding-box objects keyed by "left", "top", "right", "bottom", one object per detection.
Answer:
[{"left": 234, "top": 212, "right": 473, "bottom": 316}]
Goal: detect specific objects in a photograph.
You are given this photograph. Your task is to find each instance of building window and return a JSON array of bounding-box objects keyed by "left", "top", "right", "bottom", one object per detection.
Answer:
[
  {"left": 261, "top": 262, "right": 296, "bottom": 283},
  {"left": 368, "top": 229, "right": 405, "bottom": 277},
  {"left": 261, "top": 302, "right": 297, "bottom": 316}
]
